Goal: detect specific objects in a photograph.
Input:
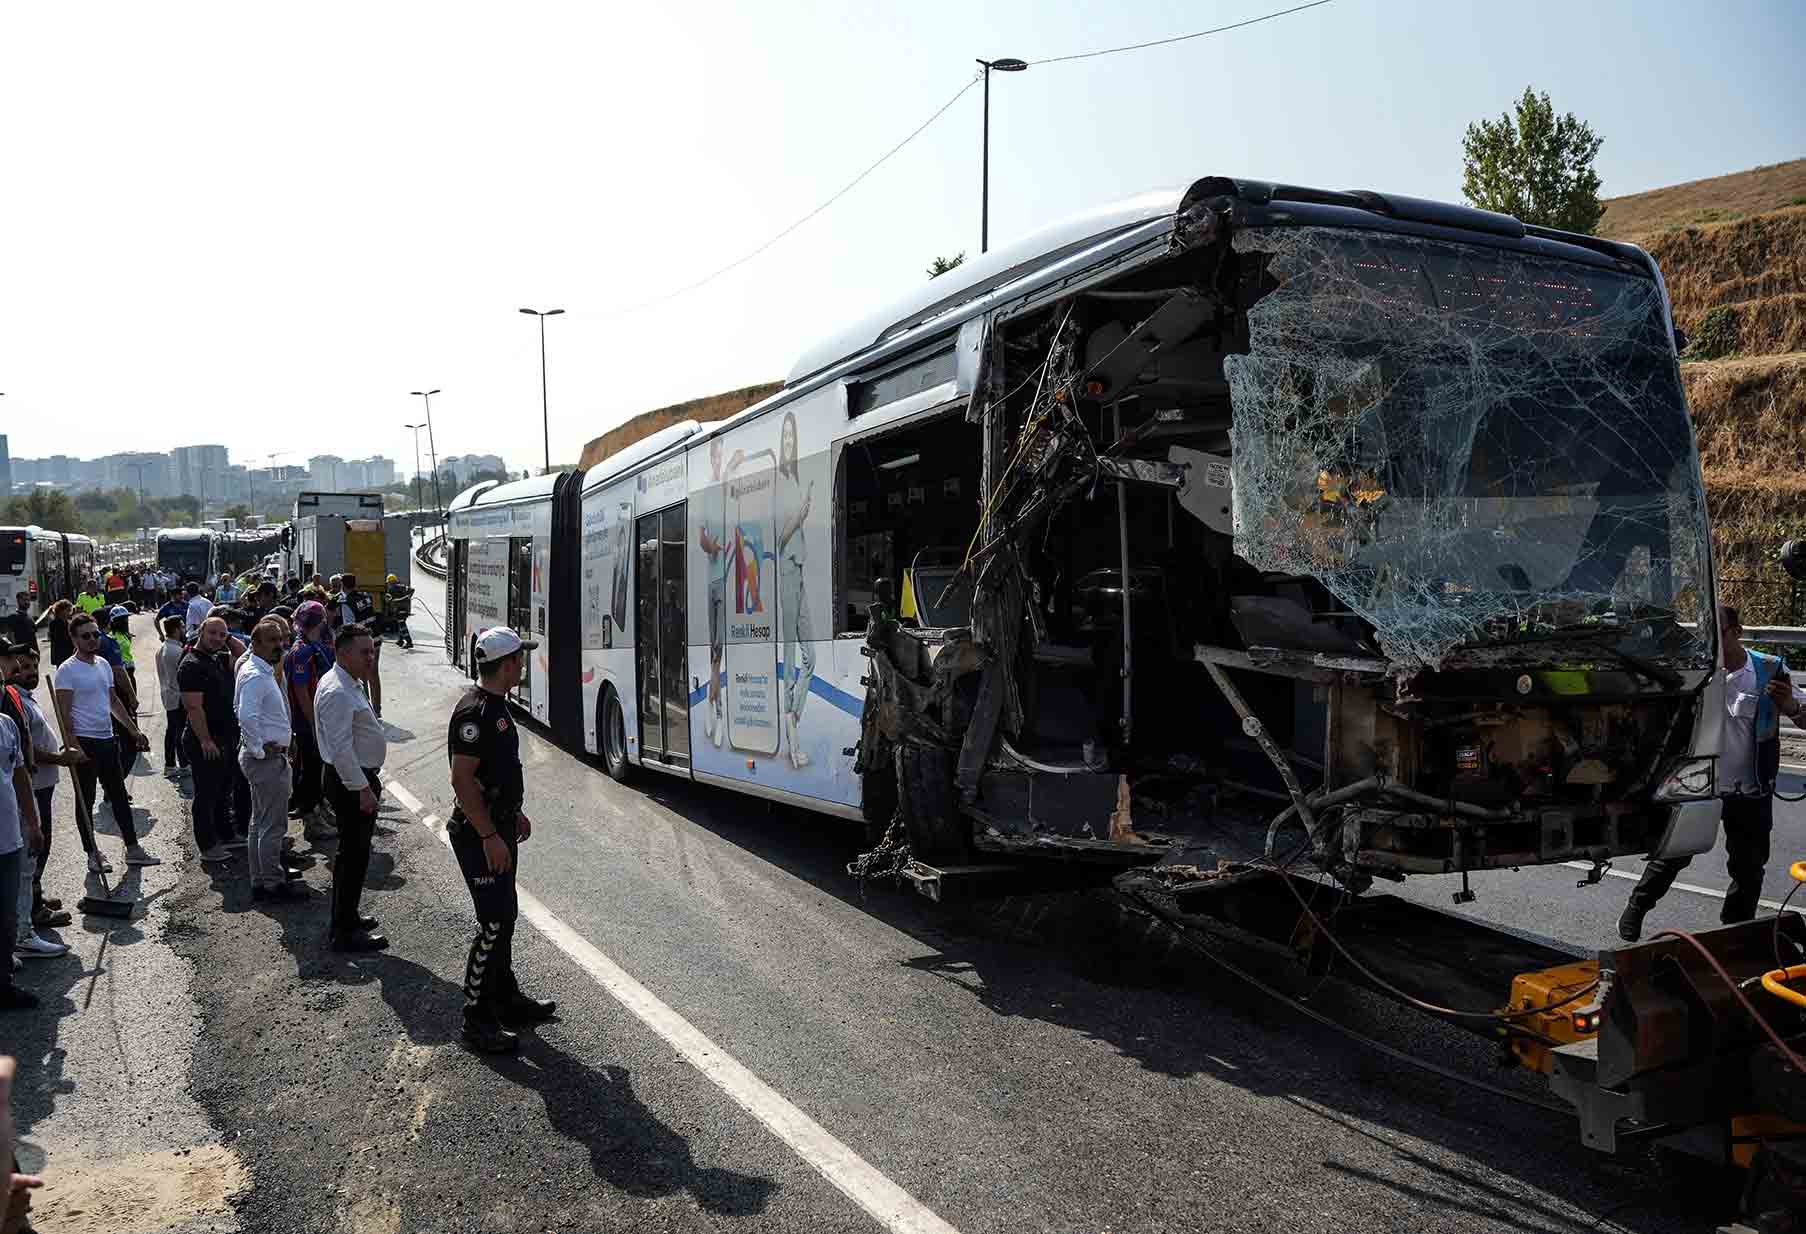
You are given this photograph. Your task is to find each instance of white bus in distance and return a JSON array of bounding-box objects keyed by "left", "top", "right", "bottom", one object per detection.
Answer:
[
  {"left": 446, "top": 172, "right": 1722, "bottom": 890},
  {"left": 1, "top": 526, "right": 98, "bottom": 616}
]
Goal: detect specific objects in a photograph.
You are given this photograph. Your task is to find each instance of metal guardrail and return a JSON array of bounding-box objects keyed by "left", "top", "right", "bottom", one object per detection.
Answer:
[
  {"left": 414, "top": 532, "right": 447, "bottom": 579},
  {"left": 1743, "top": 626, "right": 1806, "bottom": 646}
]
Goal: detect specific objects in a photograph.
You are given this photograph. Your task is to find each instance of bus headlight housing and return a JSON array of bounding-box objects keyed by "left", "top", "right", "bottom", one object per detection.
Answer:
[{"left": 1654, "top": 756, "right": 1715, "bottom": 803}]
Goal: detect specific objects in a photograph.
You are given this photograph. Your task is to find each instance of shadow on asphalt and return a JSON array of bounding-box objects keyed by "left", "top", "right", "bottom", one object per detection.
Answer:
[
  {"left": 615, "top": 770, "right": 1697, "bottom": 1232},
  {"left": 6, "top": 861, "right": 171, "bottom": 1165},
  {"left": 251, "top": 905, "right": 779, "bottom": 1218}
]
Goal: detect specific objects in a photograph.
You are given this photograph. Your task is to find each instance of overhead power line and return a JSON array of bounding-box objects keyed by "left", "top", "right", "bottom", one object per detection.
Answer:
[
  {"left": 593, "top": 73, "right": 982, "bottom": 318},
  {"left": 588, "top": 0, "right": 1334, "bottom": 317},
  {"left": 1028, "top": 0, "right": 1335, "bottom": 66}
]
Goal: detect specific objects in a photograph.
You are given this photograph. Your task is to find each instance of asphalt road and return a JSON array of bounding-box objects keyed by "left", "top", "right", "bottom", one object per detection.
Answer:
[{"left": 6, "top": 590, "right": 1794, "bottom": 1233}]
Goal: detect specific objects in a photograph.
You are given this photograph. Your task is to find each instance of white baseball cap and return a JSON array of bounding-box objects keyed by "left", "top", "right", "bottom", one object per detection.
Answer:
[{"left": 474, "top": 626, "right": 539, "bottom": 663}]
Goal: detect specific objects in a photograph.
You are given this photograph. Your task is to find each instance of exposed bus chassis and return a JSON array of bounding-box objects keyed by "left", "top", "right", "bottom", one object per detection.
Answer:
[{"left": 852, "top": 187, "right": 1711, "bottom": 893}]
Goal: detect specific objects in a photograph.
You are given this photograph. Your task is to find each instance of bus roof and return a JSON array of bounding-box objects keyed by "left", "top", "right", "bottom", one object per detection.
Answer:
[
  {"left": 462, "top": 471, "right": 562, "bottom": 509},
  {"left": 786, "top": 185, "right": 1188, "bottom": 387},
  {"left": 157, "top": 528, "right": 215, "bottom": 542},
  {"left": 579, "top": 420, "right": 704, "bottom": 495}
]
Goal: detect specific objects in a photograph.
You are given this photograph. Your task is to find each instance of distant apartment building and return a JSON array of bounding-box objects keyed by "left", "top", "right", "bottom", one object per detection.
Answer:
[
  {"left": 101, "top": 451, "right": 175, "bottom": 498},
  {"left": 171, "top": 443, "right": 230, "bottom": 500},
  {"left": 308, "top": 454, "right": 395, "bottom": 490},
  {"left": 308, "top": 454, "right": 346, "bottom": 488},
  {"left": 439, "top": 454, "right": 507, "bottom": 485},
  {"left": 357, "top": 456, "right": 397, "bottom": 488},
  {"left": 0, "top": 434, "right": 11, "bottom": 500}
]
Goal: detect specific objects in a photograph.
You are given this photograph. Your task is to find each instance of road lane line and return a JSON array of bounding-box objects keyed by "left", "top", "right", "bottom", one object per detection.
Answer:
[
  {"left": 1559, "top": 861, "right": 1800, "bottom": 913},
  {"left": 382, "top": 779, "right": 961, "bottom": 1234}
]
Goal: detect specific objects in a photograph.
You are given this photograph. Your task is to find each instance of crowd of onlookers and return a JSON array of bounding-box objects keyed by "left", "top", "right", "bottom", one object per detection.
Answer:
[{"left": 1, "top": 567, "right": 417, "bottom": 1009}]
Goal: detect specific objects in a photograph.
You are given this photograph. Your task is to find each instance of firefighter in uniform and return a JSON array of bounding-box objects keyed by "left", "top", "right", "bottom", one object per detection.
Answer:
[{"left": 448, "top": 626, "right": 557, "bottom": 1053}]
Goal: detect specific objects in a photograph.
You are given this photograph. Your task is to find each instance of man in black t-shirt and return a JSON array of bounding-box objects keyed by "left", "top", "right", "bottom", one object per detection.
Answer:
[
  {"left": 446, "top": 626, "right": 553, "bottom": 1054},
  {"left": 178, "top": 616, "right": 247, "bottom": 861},
  {"left": 3, "top": 595, "right": 35, "bottom": 653}
]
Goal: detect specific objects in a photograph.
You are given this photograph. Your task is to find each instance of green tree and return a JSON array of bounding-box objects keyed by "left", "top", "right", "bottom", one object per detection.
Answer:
[
  {"left": 224, "top": 504, "right": 252, "bottom": 522},
  {"left": 2, "top": 489, "right": 81, "bottom": 532},
  {"left": 1461, "top": 87, "right": 1605, "bottom": 234},
  {"left": 926, "top": 253, "right": 966, "bottom": 279}
]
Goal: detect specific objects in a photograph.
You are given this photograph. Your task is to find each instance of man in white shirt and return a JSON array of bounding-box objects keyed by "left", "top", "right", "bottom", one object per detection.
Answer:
[
  {"left": 53, "top": 614, "right": 156, "bottom": 871},
  {"left": 236, "top": 618, "right": 301, "bottom": 901},
  {"left": 184, "top": 582, "right": 213, "bottom": 641},
  {"left": 314, "top": 623, "right": 389, "bottom": 951},
  {"left": 1621, "top": 604, "right": 1799, "bottom": 940}
]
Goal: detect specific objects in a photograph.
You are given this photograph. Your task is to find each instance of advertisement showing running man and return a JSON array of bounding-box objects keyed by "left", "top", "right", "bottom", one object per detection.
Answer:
[{"left": 688, "top": 388, "right": 858, "bottom": 806}]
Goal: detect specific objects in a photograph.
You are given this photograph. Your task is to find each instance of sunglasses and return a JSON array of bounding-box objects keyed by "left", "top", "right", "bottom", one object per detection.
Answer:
[{"left": 76, "top": 631, "right": 101, "bottom": 640}]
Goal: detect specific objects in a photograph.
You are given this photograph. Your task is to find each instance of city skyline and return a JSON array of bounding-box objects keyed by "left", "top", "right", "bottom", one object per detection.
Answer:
[{"left": 0, "top": 442, "right": 494, "bottom": 506}]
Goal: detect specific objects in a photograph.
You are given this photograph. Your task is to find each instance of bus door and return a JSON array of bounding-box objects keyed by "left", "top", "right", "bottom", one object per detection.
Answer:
[
  {"left": 634, "top": 504, "right": 689, "bottom": 765},
  {"left": 448, "top": 540, "right": 467, "bottom": 664},
  {"left": 508, "top": 536, "right": 533, "bottom": 704}
]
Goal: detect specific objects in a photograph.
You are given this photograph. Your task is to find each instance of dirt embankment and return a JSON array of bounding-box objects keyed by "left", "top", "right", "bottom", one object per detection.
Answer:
[{"left": 1611, "top": 172, "right": 1806, "bottom": 622}]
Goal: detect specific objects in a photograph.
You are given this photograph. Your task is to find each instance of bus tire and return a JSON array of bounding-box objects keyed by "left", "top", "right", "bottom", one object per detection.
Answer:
[
  {"left": 600, "top": 686, "right": 633, "bottom": 783},
  {"left": 895, "top": 742, "right": 968, "bottom": 862}
]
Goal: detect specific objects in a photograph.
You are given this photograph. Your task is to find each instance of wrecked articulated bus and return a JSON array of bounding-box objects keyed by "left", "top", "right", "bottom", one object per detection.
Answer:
[{"left": 851, "top": 175, "right": 1721, "bottom": 895}]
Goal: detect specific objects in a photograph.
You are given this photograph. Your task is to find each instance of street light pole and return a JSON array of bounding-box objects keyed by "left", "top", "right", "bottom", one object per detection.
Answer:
[
  {"left": 519, "top": 308, "right": 564, "bottom": 474},
  {"left": 403, "top": 422, "right": 427, "bottom": 512},
  {"left": 975, "top": 57, "right": 1027, "bottom": 255},
  {"left": 409, "top": 389, "right": 443, "bottom": 516}
]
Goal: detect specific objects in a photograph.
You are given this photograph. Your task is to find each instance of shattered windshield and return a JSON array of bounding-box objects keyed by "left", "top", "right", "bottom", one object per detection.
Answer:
[{"left": 1223, "top": 225, "right": 1712, "bottom": 672}]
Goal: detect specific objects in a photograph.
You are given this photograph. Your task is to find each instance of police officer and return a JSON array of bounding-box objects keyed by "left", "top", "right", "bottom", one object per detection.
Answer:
[{"left": 448, "top": 627, "right": 556, "bottom": 1053}]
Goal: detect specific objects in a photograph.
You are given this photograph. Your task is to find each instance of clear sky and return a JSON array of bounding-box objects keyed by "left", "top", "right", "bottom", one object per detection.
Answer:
[{"left": 2, "top": 1, "right": 1800, "bottom": 478}]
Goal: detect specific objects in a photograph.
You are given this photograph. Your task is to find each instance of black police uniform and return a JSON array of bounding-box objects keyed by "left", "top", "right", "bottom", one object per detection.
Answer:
[{"left": 446, "top": 684, "right": 536, "bottom": 1031}]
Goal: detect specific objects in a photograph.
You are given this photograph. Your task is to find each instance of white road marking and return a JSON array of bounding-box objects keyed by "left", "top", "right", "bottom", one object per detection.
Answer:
[
  {"left": 1559, "top": 861, "right": 1800, "bottom": 913},
  {"left": 382, "top": 779, "right": 961, "bottom": 1234}
]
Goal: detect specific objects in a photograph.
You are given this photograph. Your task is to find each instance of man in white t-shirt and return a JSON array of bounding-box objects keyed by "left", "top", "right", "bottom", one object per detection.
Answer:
[
  {"left": 53, "top": 613, "right": 157, "bottom": 871},
  {"left": 184, "top": 581, "right": 213, "bottom": 640}
]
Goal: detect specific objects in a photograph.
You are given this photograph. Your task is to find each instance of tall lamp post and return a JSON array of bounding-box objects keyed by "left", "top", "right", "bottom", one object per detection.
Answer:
[
  {"left": 403, "top": 422, "right": 427, "bottom": 512},
  {"left": 976, "top": 57, "right": 1027, "bottom": 254},
  {"left": 409, "top": 389, "right": 443, "bottom": 517},
  {"left": 518, "top": 307, "right": 563, "bottom": 474}
]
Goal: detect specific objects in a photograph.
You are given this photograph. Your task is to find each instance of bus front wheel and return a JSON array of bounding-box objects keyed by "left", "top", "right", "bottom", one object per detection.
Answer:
[{"left": 600, "top": 687, "right": 633, "bottom": 783}]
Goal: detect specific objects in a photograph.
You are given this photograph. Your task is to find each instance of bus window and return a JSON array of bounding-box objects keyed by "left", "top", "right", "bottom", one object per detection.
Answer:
[{"left": 836, "top": 410, "right": 981, "bottom": 633}]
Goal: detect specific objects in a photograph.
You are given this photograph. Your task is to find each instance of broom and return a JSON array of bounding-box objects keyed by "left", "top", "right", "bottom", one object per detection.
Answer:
[{"left": 44, "top": 670, "right": 138, "bottom": 918}]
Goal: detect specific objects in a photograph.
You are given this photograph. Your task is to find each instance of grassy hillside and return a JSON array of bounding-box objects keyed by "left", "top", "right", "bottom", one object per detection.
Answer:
[
  {"left": 1614, "top": 161, "right": 1806, "bottom": 621},
  {"left": 1599, "top": 158, "right": 1806, "bottom": 243}
]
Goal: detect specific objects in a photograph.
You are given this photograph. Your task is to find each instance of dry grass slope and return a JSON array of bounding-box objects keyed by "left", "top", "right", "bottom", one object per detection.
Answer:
[
  {"left": 577, "top": 381, "right": 782, "bottom": 471},
  {"left": 1627, "top": 162, "right": 1806, "bottom": 619},
  {"left": 1599, "top": 158, "right": 1806, "bottom": 244}
]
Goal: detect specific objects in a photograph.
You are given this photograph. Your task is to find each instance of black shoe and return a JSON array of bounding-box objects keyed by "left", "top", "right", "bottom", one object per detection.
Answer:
[
  {"left": 251, "top": 882, "right": 307, "bottom": 902},
  {"left": 330, "top": 929, "right": 389, "bottom": 953},
  {"left": 42, "top": 897, "right": 63, "bottom": 911},
  {"left": 1618, "top": 905, "right": 1646, "bottom": 943},
  {"left": 501, "top": 994, "right": 558, "bottom": 1025},
  {"left": 356, "top": 914, "right": 378, "bottom": 931},
  {"left": 461, "top": 1015, "right": 520, "bottom": 1055},
  {"left": 285, "top": 868, "right": 305, "bottom": 881},
  {"left": 0, "top": 986, "right": 41, "bottom": 1011}
]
